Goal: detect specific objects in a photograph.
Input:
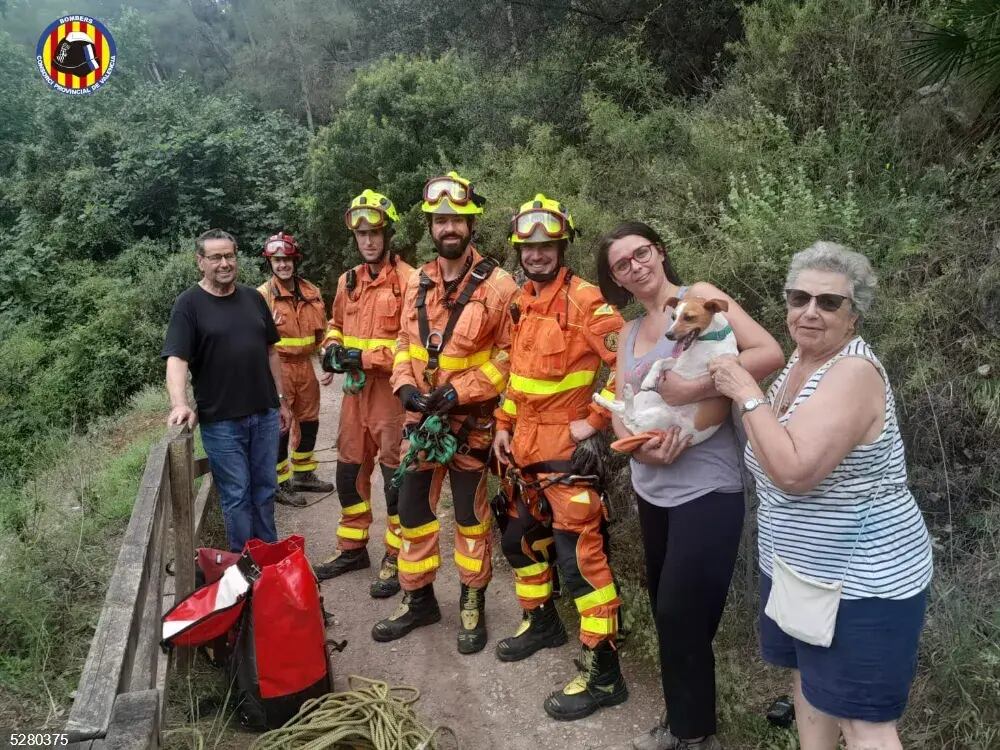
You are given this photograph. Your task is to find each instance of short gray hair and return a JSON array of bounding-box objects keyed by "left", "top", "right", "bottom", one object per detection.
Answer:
[
  {"left": 785, "top": 241, "right": 877, "bottom": 314},
  {"left": 195, "top": 228, "right": 238, "bottom": 255}
]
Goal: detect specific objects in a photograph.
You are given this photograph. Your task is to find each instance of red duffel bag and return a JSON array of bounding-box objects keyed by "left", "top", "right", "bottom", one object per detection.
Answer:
[{"left": 161, "top": 535, "right": 330, "bottom": 729}]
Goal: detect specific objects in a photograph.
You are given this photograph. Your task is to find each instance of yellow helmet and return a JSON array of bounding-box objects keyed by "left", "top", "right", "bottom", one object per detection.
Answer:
[
  {"left": 344, "top": 189, "right": 399, "bottom": 230},
  {"left": 509, "top": 193, "right": 577, "bottom": 244},
  {"left": 421, "top": 171, "right": 485, "bottom": 215}
]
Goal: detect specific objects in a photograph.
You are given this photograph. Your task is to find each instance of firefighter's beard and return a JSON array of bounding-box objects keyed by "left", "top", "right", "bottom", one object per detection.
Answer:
[{"left": 434, "top": 232, "right": 472, "bottom": 260}]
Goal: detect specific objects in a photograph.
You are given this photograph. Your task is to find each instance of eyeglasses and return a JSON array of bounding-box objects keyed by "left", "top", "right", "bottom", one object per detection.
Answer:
[
  {"left": 784, "top": 289, "right": 852, "bottom": 312},
  {"left": 610, "top": 244, "right": 657, "bottom": 277},
  {"left": 202, "top": 252, "right": 237, "bottom": 264}
]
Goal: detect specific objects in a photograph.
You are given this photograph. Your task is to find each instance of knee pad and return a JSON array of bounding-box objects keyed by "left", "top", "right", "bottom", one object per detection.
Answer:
[
  {"left": 398, "top": 470, "right": 436, "bottom": 527},
  {"left": 297, "top": 420, "right": 319, "bottom": 452},
  {"left": 335, "top": 462, "right": 362, "bottom": 505},
  {"left": 380, "top": 463, "right": 399, "bottom": 515},
  {"left": 448, "top": 469, "right": 483, "bottom": 528},
  {"left": 553, "top": 529, "right": 587, "bottom": 593}
]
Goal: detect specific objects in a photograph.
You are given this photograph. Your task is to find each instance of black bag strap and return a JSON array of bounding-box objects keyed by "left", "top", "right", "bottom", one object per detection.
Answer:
[{"left": 416, "top": 256, "right": 498, "bottom": 374}]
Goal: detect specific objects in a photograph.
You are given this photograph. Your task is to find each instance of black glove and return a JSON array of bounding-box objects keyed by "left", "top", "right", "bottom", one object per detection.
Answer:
[
  {"left": 397, "top": 384, "right": 433, "bottom": 413},
  {"left": 338, "top": 346, "right": 364, "bottom": 370},
  {"left": 321, "top": 345, "right": 344, "bottom": 373},
  {"left": 427, "top": 383, "right": 459, "bottom": 414}
]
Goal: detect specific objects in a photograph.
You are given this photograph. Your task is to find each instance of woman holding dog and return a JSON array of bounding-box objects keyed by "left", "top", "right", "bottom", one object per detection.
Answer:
[
  {"left": 709, "top": 242, "right": 932, "bottom": 750},
  {"left": 596, "top": 222, "right": 783, "bottom": 750}
]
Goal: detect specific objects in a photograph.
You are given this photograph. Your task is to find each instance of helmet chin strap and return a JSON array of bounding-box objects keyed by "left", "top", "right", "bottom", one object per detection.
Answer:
[{"left": 520, "top": 249, "right": 563, "bottom": 283}]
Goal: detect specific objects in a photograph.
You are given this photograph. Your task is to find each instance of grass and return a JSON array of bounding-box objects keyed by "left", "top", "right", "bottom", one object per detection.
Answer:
[{"left": 0, "top": 386, "right": 171, "bottom": 728}]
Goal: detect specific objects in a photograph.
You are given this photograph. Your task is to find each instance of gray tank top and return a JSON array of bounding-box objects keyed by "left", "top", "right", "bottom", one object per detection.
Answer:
[{"left": 623, "top": 288, "right": 744, "bottom": 507}]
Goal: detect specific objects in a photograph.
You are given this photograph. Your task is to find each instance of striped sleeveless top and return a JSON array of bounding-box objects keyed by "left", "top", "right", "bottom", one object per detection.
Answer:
[{"left": 745, "top": 337, "right": 933, "bottom": 600}]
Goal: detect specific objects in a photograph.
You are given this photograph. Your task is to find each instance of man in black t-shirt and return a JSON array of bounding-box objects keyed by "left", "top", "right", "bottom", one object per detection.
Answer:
[{"left": 162, "top": 228, "right": 292, "bottom": 551}]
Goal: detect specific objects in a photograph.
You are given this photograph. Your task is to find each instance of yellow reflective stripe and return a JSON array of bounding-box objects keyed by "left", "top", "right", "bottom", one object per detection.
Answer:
[
  {"left": 509, "top": 369, "right": 596, "bottom": 395},
  {"left": 343, "top": 335, "right": 397, "bottom": 351},
  {"left": 277, "top": 468, "right": 292, "bottom": 483},
  {"left": 514, "top": 561, "right": 550, "bottom": 578},
  {"left": 341, "top": 500, "right": 371, "bottom": 516},
  {"left": 598, "top": 388, "right": 614, "bottom": 401},
  {"left": 394, "top": 350, "right": 412, "bottom": 367},
  {"left": 276, "top": 335, "right": 316, "bottom": 348},
  {"left": 570, "top": 490, "right": 591, "bottom": 504},
  {"left": 515, "top": 581, "right": 552, "bottom": 599},
  {"left": 291, "top": 450, "right": 313, "bottom": 460},
  {"left": 501, "top": 398, "right": 517, "bottom": 416},
  {"left": 385, "top": 529, "right": 402, "bottom": 549},
  {"left": 574, "top": 583, "right": 618, "bottom": 613},
  {"left": 408, "top": 344, "right": 491, "bottom": 370},
  {"left": 454, "top": 551, "right": 483, "bottom": 573},
  {"left": 402, "top": 519, "right": 440, "bottom": 539},
  {"left": 398, "top": 555, "right": 440, "bottom": 573},
  {"left": 277, "top": 460, "right": 291, "bottom": 472},
  {"left": 479, "top": 360, "right": 506, "bottom": 390},
  {"left": 457, "top": 520, "right": 490, "bottom": 537},
  {"left": 337, "top": 526, "right": 369, "bottom": 541},
  {"left": 387, "top": 514, "right": 400, "bottom": 525},
  {"left": 328, "top": 328, "right": 344, "bottom": 341},
  {"left": 580, "top": 615, "right": 616, "bottom": 635}
]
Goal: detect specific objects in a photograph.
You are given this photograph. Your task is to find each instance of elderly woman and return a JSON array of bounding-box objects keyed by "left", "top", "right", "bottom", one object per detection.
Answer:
[
  {"left": 597, "top": 222, "right": 784, "bottom": 750},
  {"left": 709, "top": 241, "right": 932, "bottom": 750}
]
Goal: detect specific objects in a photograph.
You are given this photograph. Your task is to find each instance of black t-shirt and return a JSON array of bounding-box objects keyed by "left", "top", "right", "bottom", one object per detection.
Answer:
[{"left": 161, "top": 284, "right": 280, "bottom": 423}]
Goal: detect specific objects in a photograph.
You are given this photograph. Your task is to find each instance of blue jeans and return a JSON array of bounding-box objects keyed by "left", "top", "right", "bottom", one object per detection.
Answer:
[{"left": 200, "top": 409, "right": 280, "bottom": 551}]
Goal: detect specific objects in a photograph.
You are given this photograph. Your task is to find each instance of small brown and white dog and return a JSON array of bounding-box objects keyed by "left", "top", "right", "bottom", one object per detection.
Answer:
[{"left": 594, "top": 296, "right": 737, "bottom": 452}]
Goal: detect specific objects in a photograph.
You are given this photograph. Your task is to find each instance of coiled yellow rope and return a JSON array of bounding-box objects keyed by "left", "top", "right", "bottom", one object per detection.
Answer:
[{"left": 249, "top": 676, "right": 457, "bottom": 750}]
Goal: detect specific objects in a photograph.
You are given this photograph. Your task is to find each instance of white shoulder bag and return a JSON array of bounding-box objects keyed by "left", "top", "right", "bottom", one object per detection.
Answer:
[{"left": 763, "top": 472, "right": 883, "bottom": 647}]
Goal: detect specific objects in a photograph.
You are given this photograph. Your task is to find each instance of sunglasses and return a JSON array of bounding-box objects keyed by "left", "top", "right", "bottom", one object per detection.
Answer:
[{"left": 784, "top": 289, "right": 852, "bottom": 312}]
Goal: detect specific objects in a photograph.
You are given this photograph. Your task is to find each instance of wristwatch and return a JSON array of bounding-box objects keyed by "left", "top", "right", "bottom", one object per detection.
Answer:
[{"left": 740, "top": 397, "right": 768, "bottom": 416}]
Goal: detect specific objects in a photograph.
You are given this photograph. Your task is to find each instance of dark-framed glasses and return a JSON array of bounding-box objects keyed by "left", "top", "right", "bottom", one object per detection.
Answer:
[
  {"left": 784, "top": 288, "right": 852, "bottom": 312},
  {"left": 611, "top": 244, "right": 657, "bottom": 277}
]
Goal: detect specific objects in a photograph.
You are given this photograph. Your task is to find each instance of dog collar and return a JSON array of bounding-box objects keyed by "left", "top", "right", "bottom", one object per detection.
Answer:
[{"left": 697, "top": 324, "right": 733, "bottom": 342}]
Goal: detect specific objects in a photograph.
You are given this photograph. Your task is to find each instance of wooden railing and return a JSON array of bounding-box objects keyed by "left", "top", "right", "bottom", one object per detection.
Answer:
[{"left": 66, "top": 425, "right": 215, "bottom": 749}]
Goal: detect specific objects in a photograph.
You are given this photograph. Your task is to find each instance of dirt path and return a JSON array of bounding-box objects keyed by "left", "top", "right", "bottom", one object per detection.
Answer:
[{"left": 275, "top": 371, "right": 662, "bottom": 749}]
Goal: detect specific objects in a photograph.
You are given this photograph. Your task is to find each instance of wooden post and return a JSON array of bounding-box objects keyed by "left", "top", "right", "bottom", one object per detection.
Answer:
[
  {"left": 103, "top": 690, "right": 160, "bottom": 750},
  {"left": 167, "top": 427, "right": 195, "bottom": 673}
]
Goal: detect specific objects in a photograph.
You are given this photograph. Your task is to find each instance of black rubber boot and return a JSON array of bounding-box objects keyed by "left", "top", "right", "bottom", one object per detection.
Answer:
[
  {"left": 543, "top": 641, "right": 629, "bottom": 721},
  {"left": 457, "top": 583, "right": 488, "bottom": 654},
  {"left": 495, "top": 602, "right": 568, "bottom": 662},
  {"left": 372, "top": 584, "right": 441, "bottom": 642},
  {"left": 369, "top": 553, "right": 401, "bottom": 598},
  {"left": 312, "top": 547, "right": 370, "bottom": 580},
  {"left": 290, "top": 470, "right": 334, "bottom": 493},
  {"left": 275, "top": 484, "right": 307, "bottom": 507}
]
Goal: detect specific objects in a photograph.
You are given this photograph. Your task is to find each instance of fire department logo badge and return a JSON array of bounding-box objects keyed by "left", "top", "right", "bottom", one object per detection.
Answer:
[
  {"left": 36, "top": 16, "right": 117, "bottom": 94},
  {"left": 604, "top": 332, "right": 619, "bottom": 352}
]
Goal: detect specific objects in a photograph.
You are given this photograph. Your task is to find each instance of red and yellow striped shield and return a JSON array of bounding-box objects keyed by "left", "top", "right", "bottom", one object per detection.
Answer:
[{"left": 36, "top": 16, "right": 117, "bottom": 94}]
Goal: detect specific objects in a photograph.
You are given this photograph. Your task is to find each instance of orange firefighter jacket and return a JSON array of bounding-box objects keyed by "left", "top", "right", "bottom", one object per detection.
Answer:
[
  {"left": 322, "top": 258, "right": 416, "bottom": 371},
  {"left": 257, "top": 276, "right": 327, "bottom": 357},
  {"left": 495, "top": 267, "right": 623, "bottom": 462},
  {"left": 390, "top": 248, "right": 519, "bottom": 416}
]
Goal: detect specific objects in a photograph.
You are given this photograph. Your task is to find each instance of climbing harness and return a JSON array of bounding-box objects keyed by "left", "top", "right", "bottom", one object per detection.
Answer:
[
  {"left": 415, "top": 256, "right": 497, "bottom": 387},
  {"left": 391, "top": 416, "right": 458, "bottom": 488}
]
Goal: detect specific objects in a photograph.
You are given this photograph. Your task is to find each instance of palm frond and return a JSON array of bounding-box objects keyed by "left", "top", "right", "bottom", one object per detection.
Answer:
[{"left": 904, "top": 25, "right": 975, "bottom": 84}]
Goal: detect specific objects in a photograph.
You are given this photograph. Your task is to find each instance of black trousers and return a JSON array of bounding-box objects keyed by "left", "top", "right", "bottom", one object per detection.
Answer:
[{"left": 637, "top": 489, "right": 744, "bottom": 739}]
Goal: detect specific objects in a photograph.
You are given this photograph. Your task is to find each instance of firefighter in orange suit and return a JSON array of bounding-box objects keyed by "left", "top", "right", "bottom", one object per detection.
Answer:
[
  {"left": 256, "top": 233, "right": 334, "bottom": 508},
  {"left": 371, "top": 171, "right": 518, "bottom": 655},
  {"left": 312, "top": 190, "right": 415, "bottom": 599},
  {"left": 492, "top": 195, "right": 628, "bottom": 721}
]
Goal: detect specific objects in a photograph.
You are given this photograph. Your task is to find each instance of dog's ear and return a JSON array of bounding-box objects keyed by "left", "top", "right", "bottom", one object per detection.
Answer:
[
  {"left": 704, "top": 298, "right": 729, "bottom": 314},
  {"left": 664, "top": 297, "right": 680, "bottom": 312}
]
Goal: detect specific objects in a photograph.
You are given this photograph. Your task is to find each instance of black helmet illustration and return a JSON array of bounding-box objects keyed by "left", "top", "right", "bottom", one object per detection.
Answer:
[{"left": 53, "top": 31, "right": 100, "bottom": 76}]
